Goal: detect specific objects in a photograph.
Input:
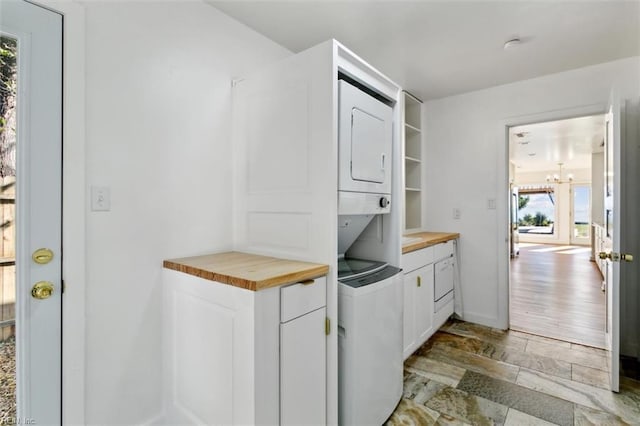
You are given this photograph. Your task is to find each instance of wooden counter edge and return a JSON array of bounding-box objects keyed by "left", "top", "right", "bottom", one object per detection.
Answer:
[
  {"left": 402, "top": 232, "right": 460, "bottom": 254},
  {"left": 163, "top": 259, "right": 329, "bottom": 292}
]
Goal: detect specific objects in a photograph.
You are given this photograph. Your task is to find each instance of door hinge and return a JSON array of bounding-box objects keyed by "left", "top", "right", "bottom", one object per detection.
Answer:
[{"left": 325, "top": 317, "right": 330, "bottom": 335}]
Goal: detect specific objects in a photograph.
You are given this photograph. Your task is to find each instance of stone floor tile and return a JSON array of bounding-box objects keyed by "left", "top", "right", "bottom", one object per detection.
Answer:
[
  {"left": 525, "top": 340, "right": 607, "bottom": 371},
  {"left": 509, "top": 329, "right": 571, "bottom": 348},
  {"left": 424, "top": 386, "right": 508, "bottom": 426},
  {"left": 446, "top": 321, "right": 527, "bottom": 351},
  {"left": 504, "top": 408, "right": 558, "bottom": 426},
  {"left": 405, "top": 355, "right": 466, "bottom": 387},
  {"left": 573, "top": 404, "right": 630, "bottom": 425},
  {"left": 570, "top": 343, "right": 607, "bottom": 357},
  {"left": 516, "top": 368, "right": 640, "bottom": 424},
  {"left": 571, "top": 364, "right": 610, "bottom": 390},
  {"left": 385, "top": 398, "right": 440, "bottom": 426},
  {"left": 403, "top": 372, "right": 447, "bottom": 405},
  {"left": 423, "top": 345, "right": 520, "bottom": 383},
  {"left": 457, "top": 370, "right": 573, "bottom": 425}
]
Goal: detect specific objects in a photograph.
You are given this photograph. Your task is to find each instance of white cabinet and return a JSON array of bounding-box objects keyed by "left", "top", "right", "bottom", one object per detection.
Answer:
[
  {"left": 402, "top": 246, "right": 435, "bottom": 360},
  {"left": 403, "top": 264, "right": 434, "bottom": 359},
  {"left": 403, "top": 91, "right": 423, "bottom": 231},
  {"left": 402, "top": 239, "right": 457, "bottom": 360},
  {"left": 163, "top": 269, "right": 327, "bottom": 425},
  {"left": 281, "top": 306, "right": 326, "bottom": 425}
]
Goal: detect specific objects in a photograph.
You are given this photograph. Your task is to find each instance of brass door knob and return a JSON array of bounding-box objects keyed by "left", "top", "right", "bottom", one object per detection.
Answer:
[
  {"left": 599, "top": 252, "right": 634, "bottom": 262},
  {"left": 31, "top": 281, "right": 54, "bottom": 300}
]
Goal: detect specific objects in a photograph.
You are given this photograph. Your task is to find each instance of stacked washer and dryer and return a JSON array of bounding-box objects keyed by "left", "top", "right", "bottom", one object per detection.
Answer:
[{"left": 337, "top": 77, "right": 403, "bottom": 425}]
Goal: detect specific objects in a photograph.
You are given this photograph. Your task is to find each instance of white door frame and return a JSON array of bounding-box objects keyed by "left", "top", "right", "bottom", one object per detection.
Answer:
[{"left": 497, "top": 103, "right": 608, "bottom": 330}]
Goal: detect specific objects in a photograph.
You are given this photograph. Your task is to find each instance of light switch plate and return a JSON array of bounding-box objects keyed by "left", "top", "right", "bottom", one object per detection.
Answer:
[
  {"left": 91, "top": 186, "right": 110, "bottom": 211},
  {"left": 487, "top": 198, "right": 496, "bottom": 210}
]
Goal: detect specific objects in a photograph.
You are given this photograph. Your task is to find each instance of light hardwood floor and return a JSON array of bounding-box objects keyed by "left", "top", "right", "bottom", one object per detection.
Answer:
[{"left": 510, "top": 243, "right": 606, "bottom": 348}]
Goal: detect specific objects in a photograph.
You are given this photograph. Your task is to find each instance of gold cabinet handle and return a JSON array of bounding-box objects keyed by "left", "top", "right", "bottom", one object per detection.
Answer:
[
  {"left": 31, "top": 281, "right": 54, "bottom": 300},
  {"left": 417, "top": 276, "right": 421, "bottom": 287}
]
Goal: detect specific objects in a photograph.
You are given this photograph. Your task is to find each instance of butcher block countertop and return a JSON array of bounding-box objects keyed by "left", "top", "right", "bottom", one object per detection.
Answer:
[
  {"left": 163, "top": 251, "right": 329, "bottom": 291},
  {"left": 403, "top": 232, "right": 460, "bottom": 254}
]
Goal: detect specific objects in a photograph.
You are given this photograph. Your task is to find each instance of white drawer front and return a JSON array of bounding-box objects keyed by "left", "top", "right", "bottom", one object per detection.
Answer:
[
  {"left": 434, "top": 240, "right": 454, "bottom": 261},
  {"left": 280, "top": 276, "right": 327, "bottom": 323},
  {"left": 434, "top": 290, "right": 454, "bottom": 312},
  {"left": 434, "top": 258, "right": 454, "bottom": 301},
  {"left": 402, "top": 246, "right": 434, "bottom": 273}
]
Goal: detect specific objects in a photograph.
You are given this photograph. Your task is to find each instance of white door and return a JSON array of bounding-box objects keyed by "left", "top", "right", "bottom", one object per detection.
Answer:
[
  {"left": 570, "top": 184, "right": 591, "bottom": 246},
  {"left": 601, "top": 93, "right": 625, "bottom": 392},
  {"left": 0, "top": 1, "right": 62, "bottom": 422}
]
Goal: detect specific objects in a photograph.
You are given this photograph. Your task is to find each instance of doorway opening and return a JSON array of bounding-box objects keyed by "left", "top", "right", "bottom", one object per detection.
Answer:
[{"left": 508, "top": 114, "right": 607, "bottom": 349}]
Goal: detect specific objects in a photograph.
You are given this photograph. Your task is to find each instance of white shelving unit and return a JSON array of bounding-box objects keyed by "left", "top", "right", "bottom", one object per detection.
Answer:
[{"left": 403, "top": 91, "right": 423, "bottom": 231}]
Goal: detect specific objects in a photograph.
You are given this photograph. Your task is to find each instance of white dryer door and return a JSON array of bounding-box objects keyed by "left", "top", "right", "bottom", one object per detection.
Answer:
[
  {"left": 351, "top": 108, "right": 386, "bottom": 183},
  {"left": 338, "top": 80, "right": 393, "bottom": 194}
]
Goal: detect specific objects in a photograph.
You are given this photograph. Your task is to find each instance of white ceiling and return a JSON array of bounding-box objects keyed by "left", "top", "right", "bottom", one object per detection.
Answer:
[
  {"left": 509, "top": 115, "right": 605, "bottom": 172},
  {"left": 208, "top": 1, "right": 640, "bottom": 100}
]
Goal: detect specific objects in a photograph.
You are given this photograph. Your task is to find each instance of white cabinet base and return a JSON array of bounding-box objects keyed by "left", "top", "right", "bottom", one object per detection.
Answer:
[{"left": 162, "top": 269, "right": 327, "bottom": 425}]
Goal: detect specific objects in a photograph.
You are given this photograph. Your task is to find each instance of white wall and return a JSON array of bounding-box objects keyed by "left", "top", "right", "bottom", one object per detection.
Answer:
[
  {"left": 423, "top": 57, "right": 640, "bottom": 353},
  {"left": 83, "top": 2, "right": 290, "bottom": 423},
  {"left": 514, "top": 167, "right": 591, "bottom": 245}
]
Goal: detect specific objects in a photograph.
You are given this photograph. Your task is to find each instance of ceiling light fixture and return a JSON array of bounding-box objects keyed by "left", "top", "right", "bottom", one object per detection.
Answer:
[
  {"left": 546, "top": 162, "right": 573, "bottom": 183},
  {"left": 504, "top": 38, "right": 521, "bottom": 50}
]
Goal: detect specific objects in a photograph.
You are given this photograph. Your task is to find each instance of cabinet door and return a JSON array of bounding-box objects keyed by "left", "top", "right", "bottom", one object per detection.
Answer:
[
  {"left": 280, "top": 307, "right": 326, "bottom": 425},
  {"left": 416, "top": 264, "right": 435, "bottom": 344},
  {"left": 403, "top": 270, "right": 417, "bottom": 359}
]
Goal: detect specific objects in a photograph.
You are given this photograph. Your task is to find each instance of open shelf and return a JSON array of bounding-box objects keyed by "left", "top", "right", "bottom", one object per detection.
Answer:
[
  {"left": 405, "top": 160, "right": 421, "bottom": 189},
  {"left": 403, "top": 91, "right": 423, "bottom": 231},
  {"left": 405, "top": 190, "right": 422, "bottom": 230},
  {"left": 404, "top": 93, "right": 422, "bottom": 130}
]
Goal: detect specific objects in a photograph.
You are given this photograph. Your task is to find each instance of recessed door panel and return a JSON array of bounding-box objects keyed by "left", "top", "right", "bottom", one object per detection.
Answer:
[{"left": 351, "top": 108, "right": 386, "bottom": 183}]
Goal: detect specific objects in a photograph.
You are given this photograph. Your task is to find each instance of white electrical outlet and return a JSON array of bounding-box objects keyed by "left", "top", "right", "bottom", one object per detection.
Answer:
[
  {"left": 91, "top": 186, "right": 111, "bottom": 211},
  {"left": 453, "top": 208, "right": 461, "bottom": 220}
]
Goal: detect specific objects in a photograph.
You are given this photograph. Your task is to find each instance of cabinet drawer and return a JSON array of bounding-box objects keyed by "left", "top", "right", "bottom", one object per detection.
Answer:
[
  {"left": 434, "top": 290, "right": 454, "bottom": 312},
  {"left": 402, "top": 246, "right": 434, "bottom": 273},
  {"left": 434, "top": 240, "right": 454, "bottom": 261},
  {"left": 281, "top": 276, "right": 326, "bottom": 322}
]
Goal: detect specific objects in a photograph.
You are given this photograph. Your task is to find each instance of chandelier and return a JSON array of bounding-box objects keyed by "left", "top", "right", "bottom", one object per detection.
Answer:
[{"left": 546, "top": 162, "right": 573, "bottom": 183}]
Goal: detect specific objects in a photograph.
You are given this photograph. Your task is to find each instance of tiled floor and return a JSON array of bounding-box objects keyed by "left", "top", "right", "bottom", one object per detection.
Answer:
[{"left": 387, "top": 319, "right": 640, "bottom": 425}]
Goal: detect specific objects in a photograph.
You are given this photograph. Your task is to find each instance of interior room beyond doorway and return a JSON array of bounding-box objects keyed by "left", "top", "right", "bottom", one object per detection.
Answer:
[{"left": 509, "top": 114, "right": 606, "bottom": 349}]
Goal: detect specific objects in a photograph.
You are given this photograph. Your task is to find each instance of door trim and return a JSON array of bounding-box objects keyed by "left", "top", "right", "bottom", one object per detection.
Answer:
[
  {"left": 37, "top": 1, "right": 87, "bottom": 424},
  {"left": 498, "top": 103, "right": 608, "bottom": 330}
]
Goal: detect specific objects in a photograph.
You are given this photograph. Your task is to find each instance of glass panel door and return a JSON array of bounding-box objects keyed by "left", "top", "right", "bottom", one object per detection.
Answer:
[
  {"left": 0, "top": 33, "right": 17, "bottom": 422},
  {"left": 571, "top": 184, "right": 591, "bottom": 245}
]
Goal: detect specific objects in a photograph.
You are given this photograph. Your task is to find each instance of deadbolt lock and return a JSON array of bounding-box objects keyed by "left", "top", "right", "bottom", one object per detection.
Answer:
[
  {"left": 31, "top": 281, "right": 54, "bottom": 300},
  {"left": 32, "top": 248, "right": 54, "bottom": 265}
]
